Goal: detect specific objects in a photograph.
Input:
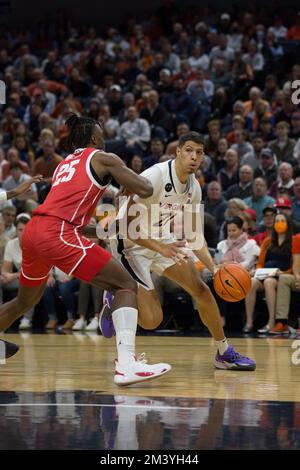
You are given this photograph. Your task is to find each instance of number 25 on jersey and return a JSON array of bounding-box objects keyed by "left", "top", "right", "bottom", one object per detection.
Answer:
[{"left": 52, "top": 159, "right": 80, "bottom": 187}]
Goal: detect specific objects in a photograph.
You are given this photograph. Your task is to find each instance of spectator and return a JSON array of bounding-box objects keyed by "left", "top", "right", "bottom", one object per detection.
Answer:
[
  {"left": 231, "top": 129, "right": 254, "bottom": 159},
  {"left": 292, "top": 176, "right": 300, "bottom": 223},
  {"left": 32, "top": 137, "right": 63, "bottom": 202},
  {"left": 2, "top": 163, "right": 38, "bottom": 214},
  {"left": 253, "top": 148, "right": 278, "bottom": 187},
  {"left": 244, "top": 177, "right": 275, "bottom": 224},
  {"left": 118, "top": 106, "right": 151, "bottom": 156},
  {"left": 274, "top": 195, "right": 300, "bottom": 234},
  {"left": 143, "top": 138, "right": 165, "bottom": 168},
  {"left": 2, "top": 147, "right": 30, "bottom": 181},
  {"left": 254, "top": 206, "right": 277, "bottom": 246},
  {"left": 204, "top": 181, "right": 227, "bottom": 230},
  {"left": 225, "top": 165, "right": 254, "bottom": 200},
  {"left": 268, "top": 121, "right": 296, "bottom": 163},
  {"left": 139, "top": 90, "right": 173, "bottom": 138},
  {"left": 269, "top": 232, "right": 300, "bottom": 334},
  {"left": 72, "top": 281, "right": 103, "bottom": 332},
  {"left": 0, "top": 215, "right": 33, "bottom": 329},
  {"left": 2, "top": 205, "right": 16, "bottom": 239},
  {"left": 241, "top": 133, "right": 265, "bottom": 169},
  {"left": 128, "top": 154, "right": 144, "bottom": 174},
  {"left": 217, "top": 148, "right": 239, "bottom": 192},
  {"left": 244, "top": 213, "right": 293, "bottom": 333},
  {"left": 269, "top": 162, "right": 294, "bottom": 199},
  {"left": 43, "top": 267, "right": 79, "bottom": 330}
]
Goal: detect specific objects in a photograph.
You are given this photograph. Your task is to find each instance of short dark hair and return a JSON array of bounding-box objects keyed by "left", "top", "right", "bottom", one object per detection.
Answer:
[
  {"left": 65, "top": 114, "right": 103, "bottom": 152},
  {"left": 16, "top": 216, "right": 30, "bottom": 226},
  {"left": 178, "top": 131, "right": 204, "bottom": 148},
  {"left": 227, "top": 215, "right": 244, "bottom": 230}
]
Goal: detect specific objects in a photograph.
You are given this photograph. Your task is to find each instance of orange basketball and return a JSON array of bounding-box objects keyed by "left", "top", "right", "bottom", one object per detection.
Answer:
[{"left": 213, "top": 263, "right": 251, "bottom": 302}]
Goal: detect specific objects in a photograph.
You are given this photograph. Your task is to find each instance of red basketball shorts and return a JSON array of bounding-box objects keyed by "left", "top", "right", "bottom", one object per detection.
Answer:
[{"left": 20, "top": 215, "right": 112, "bottom": 287}]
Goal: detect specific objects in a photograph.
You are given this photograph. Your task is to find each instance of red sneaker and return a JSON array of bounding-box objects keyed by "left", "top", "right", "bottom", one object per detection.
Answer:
[{"left": 269, "top": 322, "right": 289, "bottom": 335}]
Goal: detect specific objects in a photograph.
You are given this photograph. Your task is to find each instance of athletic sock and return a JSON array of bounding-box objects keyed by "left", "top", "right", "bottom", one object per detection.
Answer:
[
  {"left": 217, "top": 337, "right": 229, "bottom": 355},
  {"left": 112, "top": 307, "right": 138, "bottom": 364}
]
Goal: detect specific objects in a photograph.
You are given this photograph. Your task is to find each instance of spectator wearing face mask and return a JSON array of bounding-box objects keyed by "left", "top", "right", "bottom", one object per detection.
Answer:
[{"left": 244, "top": 213, "right": 293, "bottom": 334}]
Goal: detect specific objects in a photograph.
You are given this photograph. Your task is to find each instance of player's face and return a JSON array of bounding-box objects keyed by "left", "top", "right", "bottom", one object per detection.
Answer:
[
  {"left": 176, "top": 141, "right": 204, "bottom": 174},
  {"left": 91, "top": 123, "right": 104, "bottom": 150}
]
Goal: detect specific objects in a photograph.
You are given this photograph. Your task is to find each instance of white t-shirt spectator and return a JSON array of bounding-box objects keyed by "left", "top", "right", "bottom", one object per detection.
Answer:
[{"left": 3, "top": 237, "right": 21, "bottom": 270}]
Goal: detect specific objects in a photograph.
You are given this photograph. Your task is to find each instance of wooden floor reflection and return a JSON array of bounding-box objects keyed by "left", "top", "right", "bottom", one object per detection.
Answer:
[{"left": 1, "top": 333, "right": 300, "bottom": 402}]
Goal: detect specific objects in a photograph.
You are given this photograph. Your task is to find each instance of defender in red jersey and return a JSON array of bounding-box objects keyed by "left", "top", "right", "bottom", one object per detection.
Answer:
[{"left": 0, "top": 115, "right": 171, "bottom": 385}]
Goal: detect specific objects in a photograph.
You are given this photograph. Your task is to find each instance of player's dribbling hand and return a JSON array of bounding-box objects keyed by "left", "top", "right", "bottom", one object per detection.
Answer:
[{"left": 158, "top": 241, "right": 187, "bottom": 264}]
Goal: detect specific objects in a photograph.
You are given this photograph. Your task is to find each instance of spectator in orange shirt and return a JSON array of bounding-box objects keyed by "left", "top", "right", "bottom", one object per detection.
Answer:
[
  {"left": 270, "top": 232, "right": 300, "bottom": 335},
  {"left": 244, "top": 213, "right": 293, "bottom": 334}
]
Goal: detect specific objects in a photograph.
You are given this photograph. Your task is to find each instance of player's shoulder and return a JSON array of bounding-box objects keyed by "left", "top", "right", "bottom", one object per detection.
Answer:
[
  {"left": 90, "top": 150, "right": 122, "bottom": 166},
  {"left": 141, "top": 160, "right": 169, "bottom": 177}
]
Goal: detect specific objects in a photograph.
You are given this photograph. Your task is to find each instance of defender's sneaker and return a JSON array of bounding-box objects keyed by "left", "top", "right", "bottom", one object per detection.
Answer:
[
  {"left": 114, "top": 353, "right": 171, "bottom": 386},
  {"left": 215, "top": 345, "right": 256, "bottom": 371},
  {"left": 99, "top": 291, "right": 115, "bottom": 338}
]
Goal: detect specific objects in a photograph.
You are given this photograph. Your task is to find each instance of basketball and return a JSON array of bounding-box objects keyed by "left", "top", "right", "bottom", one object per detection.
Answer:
[{"left": 213, "top": 263, "right": 251, "bottom": 302}]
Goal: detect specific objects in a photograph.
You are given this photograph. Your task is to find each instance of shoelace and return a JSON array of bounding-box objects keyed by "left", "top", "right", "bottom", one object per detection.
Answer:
[
  {"left": 227, "top": 349, "right": 250, "bottom": 361},
  {"left": 136, "top": 352, "right": 148, "bottom": 364}
]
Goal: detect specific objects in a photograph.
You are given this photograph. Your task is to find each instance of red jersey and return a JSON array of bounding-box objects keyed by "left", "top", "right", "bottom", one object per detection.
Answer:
[{"left": 34, "top": 147, "right": 108, "bottom": 227}]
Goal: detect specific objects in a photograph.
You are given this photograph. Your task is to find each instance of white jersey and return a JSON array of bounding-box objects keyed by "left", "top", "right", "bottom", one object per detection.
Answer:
[
  {"left": 119, "top": 159, "right": 202, "bottom": 246},
  {"left": 111, "top": 160, "right": 202, "bottom": 290}
]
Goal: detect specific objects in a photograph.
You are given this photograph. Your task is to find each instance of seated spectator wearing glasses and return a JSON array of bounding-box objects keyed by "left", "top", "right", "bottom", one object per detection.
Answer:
[
  {"left": 274, "top": 195, "right": 300, "bottom": 234},
  {"left": 244, "top": 213, "right": 293, "bottom": 334},
  {"left": 269, "top": 162, "right": 294, "bottom": 199},
  {"left": 269, "top": 232, "right": 300, "bottom": 335},
  {"left": 254, "top": 206, "right": 277, "bottom": 246},
  {"left": 2, "top": 163, "right": 38, "bottom": 214},
  {"left": 253, "top": 148, "right": 278, "bottom": 187}
]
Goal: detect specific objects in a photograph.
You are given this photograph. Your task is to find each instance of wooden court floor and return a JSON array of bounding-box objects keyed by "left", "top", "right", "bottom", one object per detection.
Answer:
[
  {"left": 1, "top": 333, "right": 300, "bottom": 450},
  {"left": 1, "top": 333, "right": 300, "bottom": 401}
]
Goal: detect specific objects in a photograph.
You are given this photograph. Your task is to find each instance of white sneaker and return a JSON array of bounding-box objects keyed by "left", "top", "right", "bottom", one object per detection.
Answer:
[
  {"left": 19, "top": 317, "right": 32, "bottom": 330},
  {"left": 72, "top": 318, "right": 87, "bottom": 331},
  {"left": 114, "top": 353, "right": 171, "bottom": 386},
  {"left": 85, "top": 317, "right": 99, "bottom": 331}
]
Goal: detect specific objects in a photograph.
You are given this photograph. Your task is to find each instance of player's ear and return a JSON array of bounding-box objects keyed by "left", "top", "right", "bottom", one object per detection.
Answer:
[{"left": 176, "top": 146, "right": 181, "bottom": 158}]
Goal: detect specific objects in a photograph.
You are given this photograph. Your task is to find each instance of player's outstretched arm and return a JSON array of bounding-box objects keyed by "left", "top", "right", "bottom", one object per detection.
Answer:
[
  {"left": 92, "top": 152, "right": 153, "bottom": 198},
  {"left": 6, "top": 175, "right": 43, "bottom": 200}
]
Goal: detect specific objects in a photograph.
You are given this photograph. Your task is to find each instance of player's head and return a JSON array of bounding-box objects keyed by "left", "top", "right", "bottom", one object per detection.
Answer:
[
  {"left": 176, "top": 131, "right": 204, "bottom": 174},
  {"left": 65, "top": 114, "right": 104, "bottom": 152}
]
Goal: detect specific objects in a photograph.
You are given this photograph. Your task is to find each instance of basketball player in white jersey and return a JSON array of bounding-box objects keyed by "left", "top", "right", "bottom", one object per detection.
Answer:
[{"left": 100, "top": 132, "right": 256, "bottom": 371}]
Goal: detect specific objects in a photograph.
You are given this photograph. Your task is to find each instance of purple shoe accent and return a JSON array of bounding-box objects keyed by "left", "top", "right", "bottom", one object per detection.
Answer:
[
  {"left": 215, "top": 345, "right": 256, "bottom": 371},
  {"left": 99, "top": 291, "right": 115, "bottom": 338}
]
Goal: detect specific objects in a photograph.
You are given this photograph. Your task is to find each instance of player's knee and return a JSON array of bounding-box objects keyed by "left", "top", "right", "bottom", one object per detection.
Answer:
[
  {"left": 193, "top": 279, "right": 211, "bottom": 301},
  {"left": 139, "top": 312, "right": 162, "bottom": 330},
  {"left": 119, "top": 278, "right": 137, "bottom": 295}
]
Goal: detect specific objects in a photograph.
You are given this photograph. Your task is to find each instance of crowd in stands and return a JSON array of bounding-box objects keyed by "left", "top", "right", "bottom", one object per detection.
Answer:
[{"left": 0, "top": 2, "right": 300, "bottom": 334}]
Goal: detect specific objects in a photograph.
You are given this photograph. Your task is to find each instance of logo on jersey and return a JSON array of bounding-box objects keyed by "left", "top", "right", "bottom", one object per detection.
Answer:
[{"left": 165, "top": 183, "right": 172, "bottom": 192}]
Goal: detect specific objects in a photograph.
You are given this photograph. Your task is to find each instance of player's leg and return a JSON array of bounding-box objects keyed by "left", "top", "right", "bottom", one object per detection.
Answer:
[
  {"left": 74, "top": 252, "right": 171, "bottom": 385},
  {"left": 162, "top": 259, "right": 256, "bottom": 371},
  {"left": 137, "top": 286, "right": 164, "bottom": 330},
  {"left": 0, "top": 282, "right": 47, "bottom": 359}
]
